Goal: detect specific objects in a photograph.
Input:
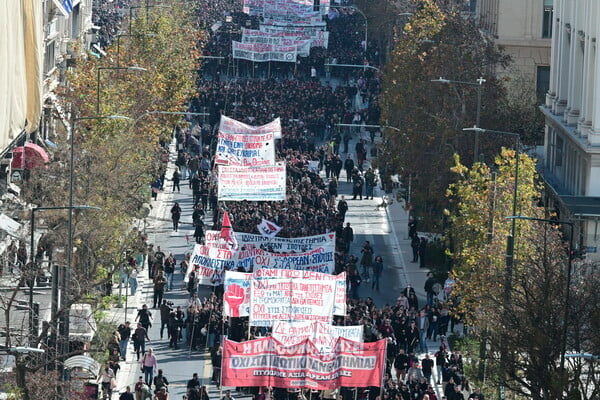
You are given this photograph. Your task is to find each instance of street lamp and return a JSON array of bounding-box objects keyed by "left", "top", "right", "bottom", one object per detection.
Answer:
[
  {"left": 505, "top": 215, "right": 575, "bottom": 378},
  {"left": 96, "top": 66, "right": 147, "bottom": 115},
  {"left": 29, "top": 205, "right": 100, "bottom": 346},
  {"left": 433, "top": 77, "right": 486, "bottom": 162}
]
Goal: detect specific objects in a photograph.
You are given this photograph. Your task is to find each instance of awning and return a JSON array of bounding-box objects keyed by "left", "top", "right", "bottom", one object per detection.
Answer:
[
  {"left": 560, "top": 195, "right": 600, "bottom": 217},
  {"left": 64, "top": 355, "right": 101, "bottom": 378},
  {"left": 10, "top": 142, "right": 49, "bottom": 169},
  {"left": 0, "top": 213, "right": 22, "bottom": 237}
]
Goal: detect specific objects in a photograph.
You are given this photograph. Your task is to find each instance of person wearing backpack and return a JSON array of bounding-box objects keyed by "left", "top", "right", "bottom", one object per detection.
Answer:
[{"left": 153, "top": 369, "right": 169, "bottom": 394}]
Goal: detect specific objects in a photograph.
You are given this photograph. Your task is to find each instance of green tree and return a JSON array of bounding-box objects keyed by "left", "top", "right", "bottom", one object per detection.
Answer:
[
  {"left": 379, "top": 0, "right": 510, "bottom": 230},
  {"left": 445, "top": 149, "right": 597, "bottom": 399}
]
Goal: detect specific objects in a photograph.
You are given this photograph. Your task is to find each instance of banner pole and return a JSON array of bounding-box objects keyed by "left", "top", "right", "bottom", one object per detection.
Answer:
[
  {"left": 354, "top": 387, "right": 358, "bottom": 400},
  {"left": 219, "top": 338, "right": 225, "bottom": 400},
  {"left": 379, "top": 339, "right": 388, "bottom": 400}
]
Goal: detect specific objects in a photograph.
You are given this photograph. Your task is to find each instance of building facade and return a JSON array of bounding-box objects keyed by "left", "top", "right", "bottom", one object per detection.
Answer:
[
  {"left": 474, "top": 0, "right": 552, "bottom": 97},
  {"left": 541, "top": 0, "right": 600, "bottom": 260}
]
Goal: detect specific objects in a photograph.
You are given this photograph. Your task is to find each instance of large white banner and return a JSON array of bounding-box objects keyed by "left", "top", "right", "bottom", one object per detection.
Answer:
[
  {"left": 224, "top": 270, "right": 346, "bottom": 318},
  {"left": 232, "top": 41, "right": 298, "bottom": 63},
  {"left": 249, "top": 278, "right": 336, "bottom": 326},
  {"left": 205, "top": 230, "right": 336, "bottom": 253},
  {"left": 215, "top": 117, "right": 276, "bottom": 166},
  {"left": 187, "top": 244, "right": 237, "bottom": 285},
  {"left": 272, "top": 321, "right": 363, "bottom": 352},
  {"left": 254, "top": 246, "right": 335, "bottom": 274},
  {"left": 219, "top": 115, "right": 282, "bottom": 140},
  {"left": 242, "top": 28, "right": 328, "bottom": 49},
  {"left": 218, "top": 165, "right": 286, "bottom": 201}
]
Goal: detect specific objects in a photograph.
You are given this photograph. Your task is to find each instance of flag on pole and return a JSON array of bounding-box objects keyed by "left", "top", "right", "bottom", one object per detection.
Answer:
[
  {"left": 257, "top": 218, "right": 282, "bottom": 238},
  {"left": 220, "top": 211, "right": 238, "bottom": 250}
]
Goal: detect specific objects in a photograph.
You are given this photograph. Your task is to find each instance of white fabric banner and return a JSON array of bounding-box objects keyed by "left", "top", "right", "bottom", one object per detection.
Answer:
[
  {"left": 224, "top": 270, "right": 346, "bottom": 318},
  {"left": 218, "top": 165, "right": 286, "bottom": 201},
  {"left": 205, "top": 230, "right": 336, "bottom": 253},
  {"left": 272, "top": 321, "right": 363, "bottom": 352},
  {"left": 215, "top": 115, "right": 276, "bottom": 166},
  {"left": 249, "top": 278, "right": 336, "bottom": 326},
  {"left": 219, "top": 115, "right": 282, "bottom": 140},
  {"left": 232, "top": 41, "right": 297, "bottom": 63}
]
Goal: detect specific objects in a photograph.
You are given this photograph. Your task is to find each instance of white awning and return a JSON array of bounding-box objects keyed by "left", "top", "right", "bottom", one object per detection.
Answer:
[{"left": 0, "top": 213, "right": 22, "bottom": 238}]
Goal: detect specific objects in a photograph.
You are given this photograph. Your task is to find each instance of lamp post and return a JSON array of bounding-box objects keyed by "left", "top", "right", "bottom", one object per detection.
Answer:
[
  {"left": 432, "top": 77, "right": 486, "bottom": 162},
  {"left": 28, "top": 205, "right": 100, "bottom": 346},
  {"left": 96, "top": 66, "right": 147, "bottom": 115},
  {"left": 506, "top": 215, "right": 575, "bottom": 378}
]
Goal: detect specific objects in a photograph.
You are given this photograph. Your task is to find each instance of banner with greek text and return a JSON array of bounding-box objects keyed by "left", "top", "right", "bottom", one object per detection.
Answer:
[
  {"left": 249, "top": 278, "right": 336, "bottom": 326},
  {"left": 223, "top": 270, "right": 346, "bottom": 318},
  {"left": 218, "top": 165, "right": 286, "bottom": 202},
  {"left": 272, "top": 321, "right": 363, "bottom": 353},
  {"left": 232, "top": 41, "right": 298, "bottom": 63},
  {"left": 215, "top": 116, "right": 277, "bottom": 166},
  {"left": 205, "top": 231, "right": 336, "bottom": 253},
  {"left": 222, "top": 337, "right": 386, "bottom": 390},
  {"left": 219, "top": 115, "right": 282, "bottom": 141},
  {"left": 253, "top": 247, "right": 335, "bottom": 274}
]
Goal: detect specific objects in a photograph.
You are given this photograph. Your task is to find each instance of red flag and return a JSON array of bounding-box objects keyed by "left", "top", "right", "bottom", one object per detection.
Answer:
[{"left": 220, "top": 211, "right": 238, "bottom": 250}]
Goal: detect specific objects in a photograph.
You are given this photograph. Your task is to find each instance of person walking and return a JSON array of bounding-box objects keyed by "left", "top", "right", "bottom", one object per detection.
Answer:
[
  {"left": 344, "top": 155, "right": 355, "bottom": 183},
  {"left": 130, "top": 267, "right": 139, "bottom": 295},
  {"left": 164, "top": 253, "right": 176, "bottom": 291},
  {"left": 99, "top": 364, "right": 115, "bottom": 400},
  {"left": 140, "top": 348, "right": 158, "bottom": 387},
  {"left": 342, "top": 222, "right": 354, "bottom": 252},
  {"left": 153, "top": 272, "right": 167, "bottom": 309},
  {"left": 159, "top": 300, "right": 172, "bottom": 340},
  {"left": 172, "top": 168, "right": 181, "bottom": 192},
  {"left": 153, "top": 369, "right": 169, "bottom": 394},
  {"left": 133, "top": 322, "right": 150, "bottom": 361},
  {"left": 170, "top": 203, "right": 182, "bottom": 232},
  {"left": 119, "top": 386, "right": 135, "bottom": 400},
  {"left": 117, "top": 321, "right": 132, "bottom": 360},
  {"left": 372, "top": 255, "right": 383, "bottom": 291},
  {"left": 364, "top": 167, "right": 376, "bottom": 200},
  {"left": 411, "top": 236, "right": 420, "bottom": 263},
  {"left": 419, "top": 237, "right": 427, "bottom": 269},
  {"left": 337, "top": 195, "right": 348, "bottom": 222},
  {"left": 360, "top": 241, "right": 373, "bottom": 278},
  {"left": 417, "top": 310, "right": 430, "bottom": 354},
  {"left": 136, "top": 304, "right": 153, "bottom": 332}
]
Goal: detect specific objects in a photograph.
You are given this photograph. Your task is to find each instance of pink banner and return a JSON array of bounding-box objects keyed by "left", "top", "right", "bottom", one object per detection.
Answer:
[{"left": 222, "top": 337, "right": 386, "bottom": 390}]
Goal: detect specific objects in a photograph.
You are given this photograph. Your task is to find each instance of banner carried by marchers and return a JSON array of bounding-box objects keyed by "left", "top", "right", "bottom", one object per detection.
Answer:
[
  {"left": 205, "top": 231, "right": 335, "bottom": 253},
  {"left": 215, "top": 119, "right": 276, "bottom": 167},
  {"left": 272, "top": 321, "right": 363, "bottom": 353},
  {"left": 219, "top": 115, "right": 282, "bottom": 140},
  {"left": 222, "top": 337, "right": 386, "bottom": 390},
  {"left": 223, "top": 270, "right": 346, "bottom": 318},
  {"left": 218, "top": 165, "right": 286, "bottom": 201},
  {"left": 249, "top": 278, "right": 336, "bottom": 326}
]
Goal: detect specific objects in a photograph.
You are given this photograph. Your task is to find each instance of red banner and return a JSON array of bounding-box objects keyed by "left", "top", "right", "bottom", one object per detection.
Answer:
[{"left": 222, "top": 337, "right": 386, "bottom": 390}]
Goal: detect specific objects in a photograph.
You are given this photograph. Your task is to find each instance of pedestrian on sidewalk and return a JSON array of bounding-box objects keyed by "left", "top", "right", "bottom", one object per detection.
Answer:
[
  {"left": 342, "top": 222, "right": 353, "bottom": 252},
  {"left": 130, "top": 267, "right": 139, "bottom": 295},
  {"left": 160, "top": 300, "right": 173, "bottom": 340},
  {"left": 337, "top": 195, "right": 348, "bottom": 222},
  {"left": 99, "top": 364, "right": 116, "bottom": 400},
  {"left": 117, "top": 322, "right": 132, "bottom": 359},
  {"left": 133, "top": 322, "right": 150, "bottom": 361},
  {"left": 170, "top": 203, "right": 182, "bottom": 232},
  {"left": 154, "top": 387, "right": 169, "bottom": 400},
  {"left": 422, "top": 353, "right": 434, "bottom": 383},
  {"left": 419, "top": 237, "right": 428, "bottom": 269},
  {"left": 411, "top": 236, "right": 420, "bottom": 263},
  {"left": 344, "top": 154, "right": 355, "bottom": 182},
  {"left": 136, "top": 304, "right": 153, "bottom": 332},
  {"left": 372, "top": 255, "right": 383, "bottom": 291},
  {"left": 351, "top": 170, "right": 364, "bottom": 200},
  {"left": 360, "top": 241, "right": 373, "bottom": 279},
  {"left": 424, "top": 272, "right": 436, "bottom": 306},
  {"left": 364, "top": 167, "right": 376, "bottom": 200},
  {"left": 153, "top": 272, "right": 167, "bottom": 308},
  {"left": 140, "top": 348, "right": 158, "bottom": 387},
  {"left": 119, "top": 386, "right": 134, "bottom": 400},
  {"left": 172, "top": 168, "right": 181, "bottom": 192},
  {"left": 164, "top": 253, "right": 176, "bottom": 291},
  {"left": 153, "top": 369, "right": 169, "bottom": 394},
  {"left": 408, "top": 217, "right": 418, "bottom": 239}
]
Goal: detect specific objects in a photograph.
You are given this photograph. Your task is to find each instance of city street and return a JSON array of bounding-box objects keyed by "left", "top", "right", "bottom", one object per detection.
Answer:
[{"left": 111, "top": 138, "right": 448, "bottom": 399}]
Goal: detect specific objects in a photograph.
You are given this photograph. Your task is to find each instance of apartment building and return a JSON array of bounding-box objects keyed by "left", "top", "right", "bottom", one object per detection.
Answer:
[
  {"left": 473, "top": 0, "right": 553, "bottom": 97},
  {"left": 541, "top": 0, "right": 600, "bottom": 260}
]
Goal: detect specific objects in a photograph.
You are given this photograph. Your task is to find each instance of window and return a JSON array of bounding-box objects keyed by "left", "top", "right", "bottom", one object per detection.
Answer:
[
  {"left": 542, "top": 0, "right": 553, "bottom": 38},
  {"left": 313, "top": 0, "right": 320, "bottom": 12},
  {"left": 536, "top": 66, "right": 550, "bottom": 101},
  {"left": 44, "top": 41, "right": 55, "bottom": 75},
  {"left": 555, "top": 135, "right": 563, "bottom": 167}
]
